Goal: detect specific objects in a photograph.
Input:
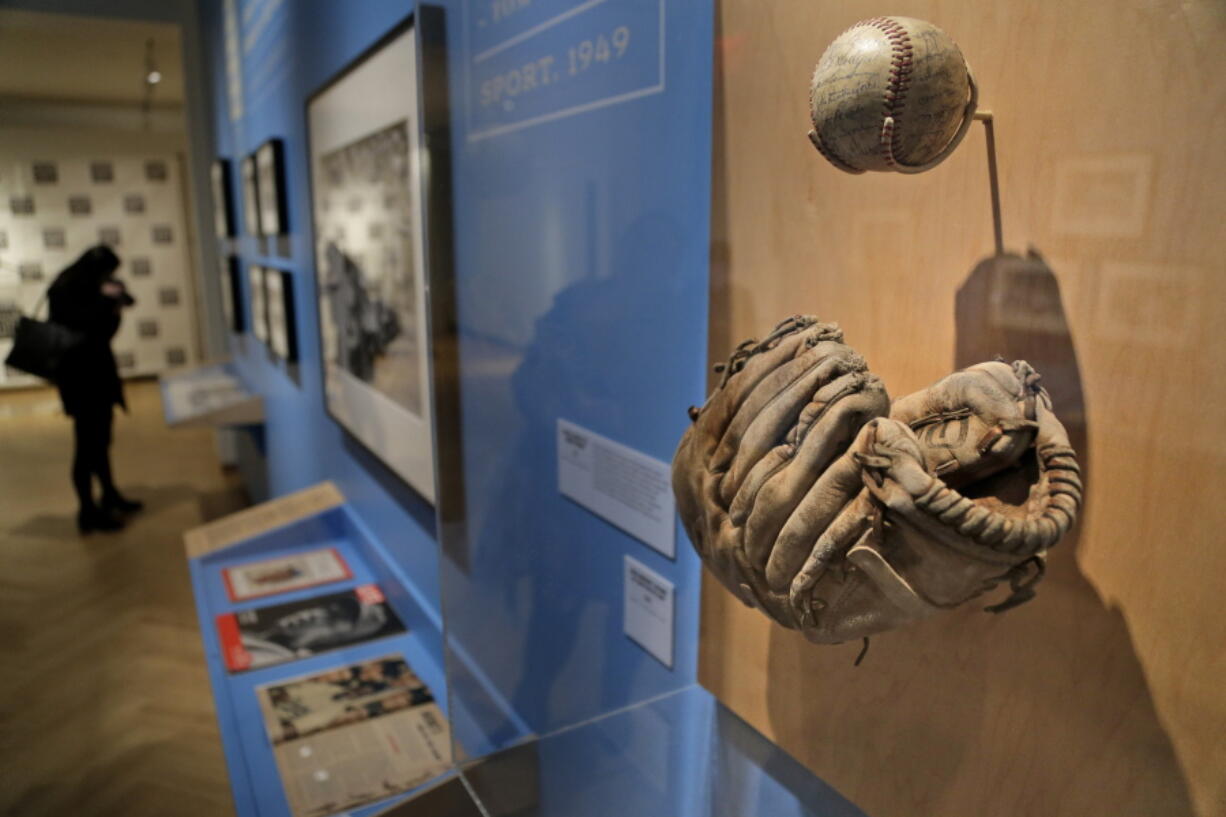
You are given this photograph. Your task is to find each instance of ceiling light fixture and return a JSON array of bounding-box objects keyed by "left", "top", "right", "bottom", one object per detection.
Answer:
[{"left": 141, "top": 37, "right": 159, "bottom": 129}]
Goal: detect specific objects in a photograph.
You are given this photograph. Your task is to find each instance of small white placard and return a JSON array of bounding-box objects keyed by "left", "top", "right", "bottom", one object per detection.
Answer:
[
  {"left": 623, "top": 555, "right": 674, "bottom": 668},
  {"left": 557, "top": 419, "right": 676, "bottom": 558}
]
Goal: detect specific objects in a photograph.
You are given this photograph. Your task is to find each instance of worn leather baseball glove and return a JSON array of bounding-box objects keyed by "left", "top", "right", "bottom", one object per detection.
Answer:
[{"left": 673, "top": 315, "right": 1081, "bottom": 649}]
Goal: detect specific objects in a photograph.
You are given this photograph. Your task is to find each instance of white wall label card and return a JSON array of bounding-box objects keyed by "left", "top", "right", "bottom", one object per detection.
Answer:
[
  {"left": 623, "top": 555, "right": 674, "bottom": 669},
  {"left": 557, "top": 418, "right": 676, "bottom": 558}
]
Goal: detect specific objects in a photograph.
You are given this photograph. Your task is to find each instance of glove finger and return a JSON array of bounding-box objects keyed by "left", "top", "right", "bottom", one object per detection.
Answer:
[
  {"left": 704, "top": 517, "right": 752, "bottom": 594},
  {"left": 671, "top": 431, "right": 713, "bottom": 557},
  {"left": 891, "top": 362, "right": 1038, "bottom": 483},
  {"left": 731, "top": 370, "right": 882, "bottom": 531},
  {"left": 692, "top": 319, "right": 835, "bottom": 447},
  {"left": 709, "top": 333, "right": 849, "bottom": 468},
  {"left": 762, "top": 437, "right": 870, "bottom": 590},
  {"left": 1033, "top": 389, "right": 1073, "bottom": 451},
  {"left": 717, "top": 343, "right": 866, "bottom": 504},
  {"left": 727, "top": 373, "right": 863, "bottom": 540},
  {"left": 742, "top": 383, "right": 886, "bottom": 578},
  {"left": 787, "top": 489, "right": 876, "bottom": 620},
  {"left": 890, "top": 361, "right": 1021, "bottom": 424},
  {"left": 725, "top": 368, "right": 882, "bottom": 522}
]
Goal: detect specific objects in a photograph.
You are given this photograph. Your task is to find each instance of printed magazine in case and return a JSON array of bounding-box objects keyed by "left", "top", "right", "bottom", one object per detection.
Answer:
[{"left": 217, "top": 583, "right": 405, "bottom": 672}]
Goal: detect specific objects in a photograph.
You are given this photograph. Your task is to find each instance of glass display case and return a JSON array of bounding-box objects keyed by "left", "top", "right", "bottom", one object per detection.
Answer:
[{"left": 434, "top": 0, "right": 715, "bottom": 805}]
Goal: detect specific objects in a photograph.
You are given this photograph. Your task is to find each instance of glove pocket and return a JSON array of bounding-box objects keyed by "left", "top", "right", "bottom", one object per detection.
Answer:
[
  {"left": 801, "top": 528, "right": 941, "bottom": 643},
  {"left": 803, "top": 520, "right": 1016, "bottom": 643}
]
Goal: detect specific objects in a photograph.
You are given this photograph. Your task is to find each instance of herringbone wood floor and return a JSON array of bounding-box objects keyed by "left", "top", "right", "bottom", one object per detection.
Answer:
[{"left": 0, "top": 381, "right": 242, "bottom": 816}]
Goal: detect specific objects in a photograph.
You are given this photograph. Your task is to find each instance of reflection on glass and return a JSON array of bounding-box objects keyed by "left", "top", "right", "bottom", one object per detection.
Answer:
[{"left": 443, "top": 213, "right": 699, "bottom": 764}]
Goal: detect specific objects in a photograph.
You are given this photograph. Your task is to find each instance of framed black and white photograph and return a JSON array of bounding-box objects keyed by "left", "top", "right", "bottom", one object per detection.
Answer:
[
  {"left": 307, "top": 12, "right": 448, "bottom": 503},
  {"left": 265, "top": 268, "right": 298, "bottom": 362},
  {"left": 248, "top": 264, "right": 268, "bottom": 343},
  {"left": 220, "top": 256, "right": 245, "bottom": 334},
  {"left": 255, "top": 139, "right": 288, "bottom": 236},
  {"left": 210, "top": 159, "right": 236, "bottom": 238},
  {"left": 240, "top": 154, "right": 261, "bottom": 237}
]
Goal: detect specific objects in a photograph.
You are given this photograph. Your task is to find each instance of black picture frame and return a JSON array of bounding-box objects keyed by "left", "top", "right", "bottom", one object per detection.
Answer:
[
  {"left": 248, "top": 264, "right": 268, "bottom": 343},
  {"left": 220, "top": 255, "right": 245, "bottom": 333},
  {"left": 211, "top": 158, "right": 237, "bottom": 238},
  {"left": 240, "top": 154, "right": 261, "bottom": 237},
  {"left": 305, "top": 6, "right": 454, "bottom": 506},
  {"left": 266, "top": 267, "right": 298, "bottom": 362},
  {"left": 256, "top": 138, "right": 289, "bottom": 236}
]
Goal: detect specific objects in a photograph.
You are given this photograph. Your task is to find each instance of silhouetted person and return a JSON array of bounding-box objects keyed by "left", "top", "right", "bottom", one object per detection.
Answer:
[
  {"left": 47, "top": 245, "right": 142, "bottom": 533},
  {"left": 323, "top": 242, "right": 400, "bottom": 383}
]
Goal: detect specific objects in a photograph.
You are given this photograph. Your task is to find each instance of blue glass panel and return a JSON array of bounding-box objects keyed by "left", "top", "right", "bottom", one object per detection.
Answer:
[
  {"left": 453, "top": 686, "right": 867, "bottom": 816},
  {"left": 441, "top": 0, "right": 713, "bottom": 758},
  {"left": 706, "top": 698, "right": 868, "bottom": 817}
]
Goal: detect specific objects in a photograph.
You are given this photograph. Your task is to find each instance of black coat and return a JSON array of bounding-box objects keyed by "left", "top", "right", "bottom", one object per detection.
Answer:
[{"left": 47, "top": 271, "right": 129, "bottom": 416}]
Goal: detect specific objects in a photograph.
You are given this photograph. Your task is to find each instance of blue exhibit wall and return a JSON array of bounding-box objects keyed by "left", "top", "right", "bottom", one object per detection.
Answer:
[
  {"left": 197, "top": 0, "right": 712, "bottom": 731},
  {"left": 200, "top": 0, "right": 443, "bottom": 613}
]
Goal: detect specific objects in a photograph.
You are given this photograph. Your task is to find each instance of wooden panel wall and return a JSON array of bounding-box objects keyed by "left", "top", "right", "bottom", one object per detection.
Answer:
[{"left": 702, "top": 2, "right": 1226, "bottom": 816}]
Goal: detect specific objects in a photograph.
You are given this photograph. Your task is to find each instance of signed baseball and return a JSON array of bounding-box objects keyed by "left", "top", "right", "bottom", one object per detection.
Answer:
[{"left": 809, "top": 16, "right": 977, "bottom": 174}]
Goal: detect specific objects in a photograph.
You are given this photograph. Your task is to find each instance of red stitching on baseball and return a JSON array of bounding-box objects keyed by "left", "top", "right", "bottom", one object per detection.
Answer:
[{"left": 860, "top": 17, "right": 913, "bottom": 167}]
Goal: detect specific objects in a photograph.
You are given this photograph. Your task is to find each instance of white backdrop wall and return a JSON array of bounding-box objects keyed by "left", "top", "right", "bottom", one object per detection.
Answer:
[{"left": 0, "top": 127, "right": 200, "bottom": 388}]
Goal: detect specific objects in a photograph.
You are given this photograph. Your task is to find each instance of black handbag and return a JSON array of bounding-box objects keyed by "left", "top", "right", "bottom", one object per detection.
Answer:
[{"left": 4, "top": 293, "right": 83, "bottom": 382}]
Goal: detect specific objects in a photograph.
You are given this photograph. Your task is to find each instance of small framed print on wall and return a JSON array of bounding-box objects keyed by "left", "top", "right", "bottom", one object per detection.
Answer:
[
  {"left": 307, "top": 9, "right": 452, "bottom": 504},
  {"left": 240, "top": 154, "right": 261, "bottom": 237},
  {"left": 210, "top": 159, "right": 236, "bottom": 238},
  {"left": 256, "top": 139, "right": 288, "bottom": 236},
  {"left": 265, "top": 268, "right": 298, "bottom": 362},
  {"left": 248, "top": 264, "right": 268, "bottom": 343},
  {"left": 219, "top": 255, "right": 245, "bottom": 334}
]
